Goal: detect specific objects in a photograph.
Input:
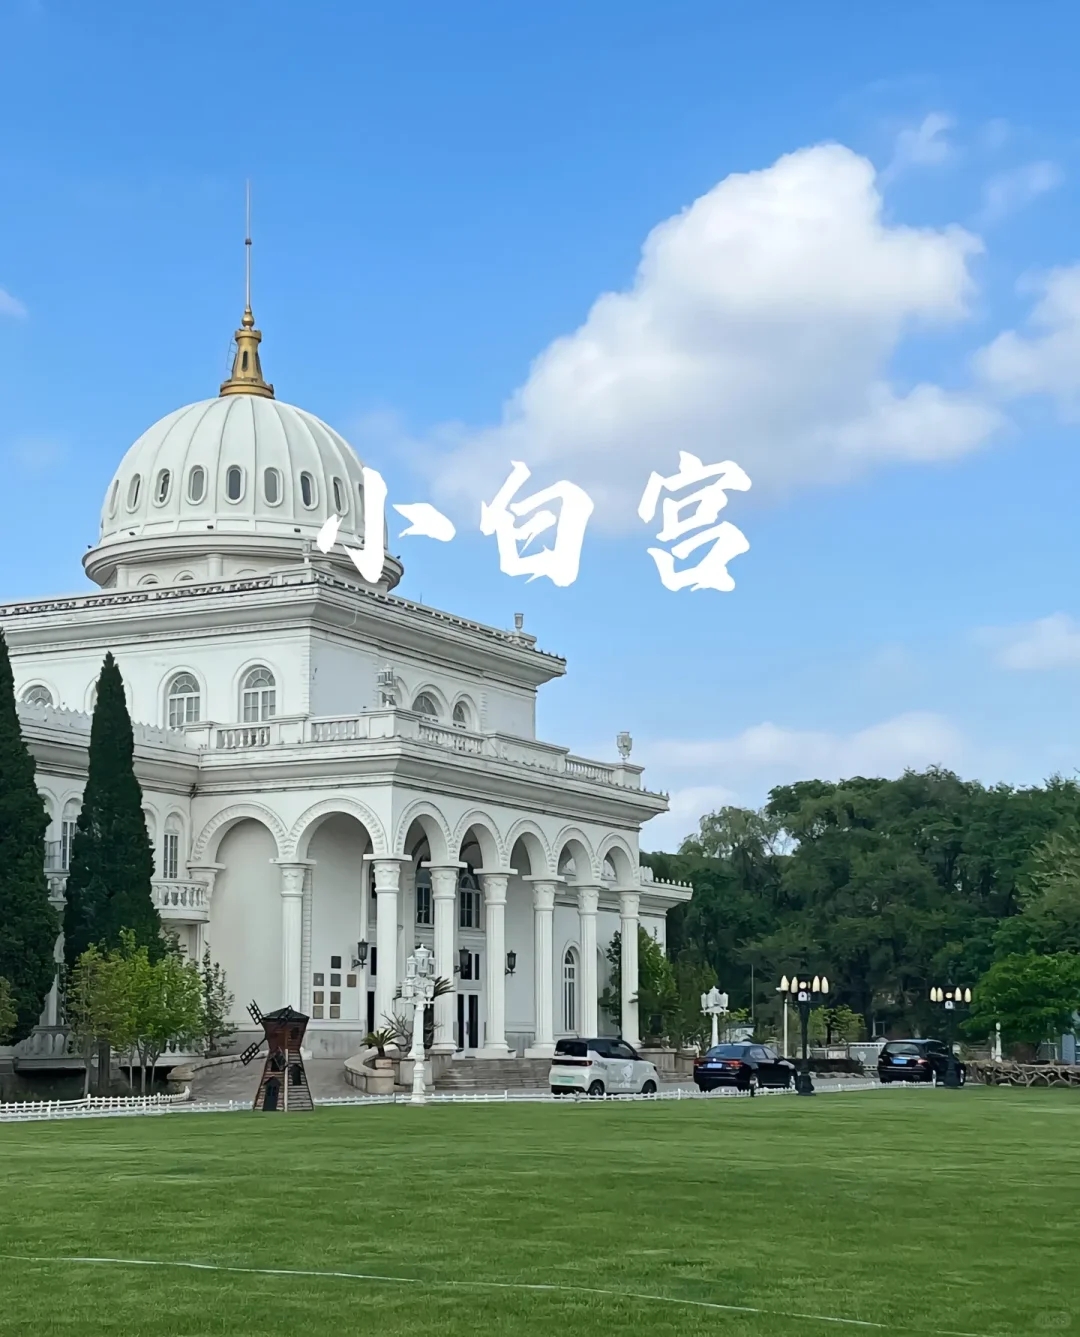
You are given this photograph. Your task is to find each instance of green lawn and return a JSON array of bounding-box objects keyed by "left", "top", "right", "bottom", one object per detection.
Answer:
[{"left": 0, "top": 1088, "right": 1077, "bottom": 1336}]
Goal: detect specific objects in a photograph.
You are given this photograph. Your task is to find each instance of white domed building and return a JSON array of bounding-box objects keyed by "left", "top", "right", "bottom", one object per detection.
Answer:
[{"left": 3, "top": 299, "right": 688, "bottom": 1078}]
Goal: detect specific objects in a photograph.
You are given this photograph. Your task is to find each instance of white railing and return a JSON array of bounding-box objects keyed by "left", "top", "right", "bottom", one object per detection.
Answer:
[
  {"left": 418, "top": 722, "right": 485, "bottom": 755},
  {"left": 0, "top": 1088, "right": 193, "bottom": 1122},
  {"left": 13, "top": 1025, "right": 80, "bottom": 1061},
  {"left": 565, "top": 757, "right": 616, "bottom": 783},
  {"left": 216, "top": 726, "right": 269, "bottom": 749},
  {"left": 310, "top": 716, "right": 368, "bottom": 742},
  {"left": 151, "top": 880, "right": 210, "bottom": 918}
]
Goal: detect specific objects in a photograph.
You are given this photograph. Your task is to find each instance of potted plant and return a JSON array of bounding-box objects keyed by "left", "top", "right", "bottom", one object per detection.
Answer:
[{"left": 364, "top": 1028, "right": 395, "bottom": 1069}]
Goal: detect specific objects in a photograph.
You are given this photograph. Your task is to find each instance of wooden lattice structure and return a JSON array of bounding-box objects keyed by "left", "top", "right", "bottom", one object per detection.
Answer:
[
  {"left": 968, "top": 1060, "right": 1080, "bottom": 1088},
  {"left": 240, "top": 1003, "right": 314, "bottom": 1112}
]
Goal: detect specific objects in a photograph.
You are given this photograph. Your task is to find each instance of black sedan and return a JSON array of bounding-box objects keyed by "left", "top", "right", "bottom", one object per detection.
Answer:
[
  {"left": 693, "top": 1043, "right": 796, "bottom": 1094},
  {"left": 877, "top": 1039, "right": 966, "bottom": 1085}
]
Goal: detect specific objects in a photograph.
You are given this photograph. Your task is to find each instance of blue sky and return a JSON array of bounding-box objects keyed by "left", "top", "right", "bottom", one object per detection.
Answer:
[{"left": 3, "top": 2, "right": 1080, "bottom": 849}]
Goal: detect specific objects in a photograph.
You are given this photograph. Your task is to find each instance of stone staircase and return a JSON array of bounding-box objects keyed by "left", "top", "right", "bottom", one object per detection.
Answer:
[{"left": 435, "top": 1058, "right": 553, "bottom": 1092}]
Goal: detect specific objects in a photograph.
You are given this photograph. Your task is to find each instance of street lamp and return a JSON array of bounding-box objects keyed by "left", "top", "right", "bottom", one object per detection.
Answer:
[
  {"left": 700, "top": 986, "right": 729, "bottom": 1048},
  {"left": 351, "top": 940, "right": 369, "bottom": 970},
  {"left": 929, "top": 985, "right": 971, "bottom": 1088},
  {"left": 781, "top": 973, "right": 830, "bottom": 1096},
  {"left": 401, "top": 944, "right": 436, "bottom": 1105}
]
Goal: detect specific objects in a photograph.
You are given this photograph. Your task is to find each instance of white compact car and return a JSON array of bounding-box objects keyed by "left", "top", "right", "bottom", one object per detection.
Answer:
[{"left": 549, "top": 1038, "right": 660, "bottom": 1096}]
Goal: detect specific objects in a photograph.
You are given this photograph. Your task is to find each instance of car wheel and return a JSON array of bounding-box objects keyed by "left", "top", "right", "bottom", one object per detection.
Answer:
[
  {"left": 641, "top": 1079, "right": 657, "bottom": 1094},
  {"left": 587, "top": 1080, "right": 605, "bottom": 1097},
  {"left": 743, "top": 1073, "right": 758, "bottom": 1096},
  {"left": 958, "top": 1067, "right": 966, "bottom": 1087},
  {"left": 785, "top": 1073, "right": 795, "bottom": 1091}
]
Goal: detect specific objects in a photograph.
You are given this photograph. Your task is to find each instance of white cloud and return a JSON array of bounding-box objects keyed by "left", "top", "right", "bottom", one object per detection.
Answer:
[
  {"left": 883, "top": 112, "right": 954, "bottom": 181},
  {"left": 982, "top": 613, "right": 1080, "bottom": 671},
  {"left": 979, "top": 161, "right": 1063, "bottom": 223},
  {"left": 418, "top": 143, "right": 1000, "bottom": 532},
  {"left": 637, "top": 711, "right": 967, "bottom": 849},
  {"left": 0, "top": 287, "right": 27, "bottom": 319},
  {"left": 975, "top": 265, "right": 1080, "bottom": 413},
  {"left": 6, "top": 438, "right": 66, "bottom": 474}
]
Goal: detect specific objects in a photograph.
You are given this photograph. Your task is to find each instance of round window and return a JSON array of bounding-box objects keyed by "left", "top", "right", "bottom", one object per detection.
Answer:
[
  {"left": 127, "top": 475, "right": 142, "bottom": 509},
  {"left": 264, "top": 468, "right": 281, "bottom": 505},
  {"left": 300, "top": 472, "right": 317, "bottom": 508},
  {"left": 154, "top": 469, "right": 171, "bottom": 505},
  {"left": 225, "top": 466, "right": 243, "bottom": 502},
  {"left": 332, "top": 477, "right": 346, "bottom": 514},
  {"left": 107, "top": 479, "right": 120, "bottom": 518},
  {"left": 188, "top": 467, "right": 206, "bottom": 503}
]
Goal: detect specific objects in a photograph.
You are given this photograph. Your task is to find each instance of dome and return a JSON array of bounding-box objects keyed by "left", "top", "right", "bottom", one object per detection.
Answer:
[{"left": 84, "top": 308, "right": 401, "bottom": 592}]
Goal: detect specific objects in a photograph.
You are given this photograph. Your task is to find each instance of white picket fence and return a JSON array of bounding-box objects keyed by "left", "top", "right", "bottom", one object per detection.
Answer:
[{"left": 0, "top": 1077, "right": 901, "bottom": 1123}]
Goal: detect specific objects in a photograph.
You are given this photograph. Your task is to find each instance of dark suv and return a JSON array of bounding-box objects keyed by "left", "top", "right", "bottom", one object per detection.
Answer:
[{"left": 878, "top": 1039, "right": 965, "bottom": 1085}]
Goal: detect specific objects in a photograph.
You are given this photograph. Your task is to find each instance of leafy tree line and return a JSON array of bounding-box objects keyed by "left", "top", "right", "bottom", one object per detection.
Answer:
[{"left": 640, "top": 769, "right": 1080, "bottom": 1053}]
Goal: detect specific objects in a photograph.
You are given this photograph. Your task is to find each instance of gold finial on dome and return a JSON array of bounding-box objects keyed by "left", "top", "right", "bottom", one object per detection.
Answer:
[{"left": 220, "top": 181, "right": 275, "bottom": 399}]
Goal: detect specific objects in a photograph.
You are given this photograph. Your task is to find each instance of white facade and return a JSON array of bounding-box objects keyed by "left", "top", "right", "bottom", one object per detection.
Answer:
[{"left": 4, "top": 305, "right": 690, "bottom": 1062}]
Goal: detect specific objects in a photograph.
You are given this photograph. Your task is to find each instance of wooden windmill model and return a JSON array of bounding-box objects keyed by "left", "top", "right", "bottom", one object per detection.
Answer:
[{"left": 240, "top": 1001, "right": 314, "bottom": 1112}]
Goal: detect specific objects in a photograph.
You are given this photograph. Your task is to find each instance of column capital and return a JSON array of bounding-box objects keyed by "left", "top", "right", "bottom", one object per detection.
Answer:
[
  {"left": 476, "top": 868, "right": 514, "bottom": 902},
  {"left": 530, "top": 881, "right": 557, "bottom": 912},
  {"left": 364, "top": 854, "right": 409, "bottom": 892},
  {"left": 576, "top": 884, "right": 601, "bottom": 915},
  {"left": 273, "top": 860, "right": 313, "bottom": 897},
  {"left": 618, "top": 889, "right": 641, "bottom": 916},
  {"left": 428, "top": 867, "right": 460, "bottom": 898}
]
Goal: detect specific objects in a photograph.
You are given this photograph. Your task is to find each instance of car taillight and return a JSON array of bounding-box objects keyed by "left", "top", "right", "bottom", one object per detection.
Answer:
[{"left": 916, "top": 1058, "right": 929, "bottom": 1065}]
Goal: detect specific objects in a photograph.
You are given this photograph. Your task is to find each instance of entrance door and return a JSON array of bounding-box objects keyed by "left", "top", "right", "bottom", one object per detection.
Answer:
[{"left": 457, "top": 994, "right": 479, "bottom": 1051}]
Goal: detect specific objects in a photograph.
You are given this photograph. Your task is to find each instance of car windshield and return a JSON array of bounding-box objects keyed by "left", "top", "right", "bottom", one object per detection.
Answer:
[
  {"left": 882, "top": 1042, "right": 922, "bottom": 1056},
  {"left": 705, "top": 1045, "right": 750, "bottom": 1058}
]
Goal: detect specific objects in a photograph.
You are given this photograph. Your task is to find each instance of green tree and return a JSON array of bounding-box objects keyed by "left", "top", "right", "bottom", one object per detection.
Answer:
[
  {"left": 126, "top": 937, "right": 204, "bottom": 1091},
  {"left": 0, "top": 629, "right": 60, "bottom": 1041},
  {"left": 65, "top": 943, "right": 136, "bottom": 1096},
  {"left": 199, "top": 949, "right": 236, "bottom": 1056},
  {"left": 63, "top": 653, "right": 159, "bottom": 966},
  {"left": 600, "top": 928, "right": 679, "bottom": 1044},
  {"left": 965, "top": 953, "right": 1080, "bottom": 1051},
  {"left": 0, "top": 977, "right": 18, "bottom": 1043}
]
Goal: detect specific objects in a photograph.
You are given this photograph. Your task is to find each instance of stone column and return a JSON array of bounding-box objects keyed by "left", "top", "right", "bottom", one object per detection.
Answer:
[
  {"left": 273, "top": 861, "right": 311, "bottom": 1010},
  {"left": 476, "top": 871, "right": 510, "bottom": 1057},
  {"left": 524, "top": 879, "right": 559, "bottom": 1057},
  {"left": 424, "top": 862, "right": 464, "bottom": 1055},
  {"left": 577, "top": 885, "right": 600, "bottom": 1037},
  {"left": 365, "top": 856, "right": 408, "bottom": 1035},
  {"left": 619, "top": 890, "right": 641, "bottom": 1049}
]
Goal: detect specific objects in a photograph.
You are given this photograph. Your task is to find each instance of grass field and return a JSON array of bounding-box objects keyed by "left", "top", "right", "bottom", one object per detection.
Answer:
[{"left": 1, "top": 1088, "right": 1077, "bottom": 1336}]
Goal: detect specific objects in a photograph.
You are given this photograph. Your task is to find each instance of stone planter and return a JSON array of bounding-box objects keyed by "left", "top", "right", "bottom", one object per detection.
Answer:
[{"left": 640, "top": 1046, "right": 677, "bottom": 1075}]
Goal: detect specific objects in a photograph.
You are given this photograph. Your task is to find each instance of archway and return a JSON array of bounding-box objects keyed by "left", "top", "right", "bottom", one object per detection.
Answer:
[{"left": 208, "top": 818, "right": 281, "bottom": 1021}]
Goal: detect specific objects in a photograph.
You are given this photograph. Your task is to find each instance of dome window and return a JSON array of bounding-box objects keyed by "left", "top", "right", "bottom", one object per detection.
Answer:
[
  {"left": 21, "top": 685, "right": 53, "bottom": 708},
  {"left": 167, "top": 672, "right": 200, "bottom": 728},
  {"left": 126, "top": 475, "right": 142, "bottom": 510},
  {"left": 225, "top": 466, "right": 244, "bottom": 502},
  {"left": 332, "top": 477, "right": 347, "bottom": 515},
  {"left": 188, "top": 467, "right": 206, "bottom": 503},
  {"left": 263, "top": 467, "right": 282, "bottom": 505},
  {"left": 241, "top": 666, "right": 276, "bottom": 722},
  {"left": 154, "top": 469, "right": 171, "bottom": 505},
  {"left": 412, "top": 692, "right": 439, "bottom": 720},
  {"left": 300, "top": 472, "right": 317, "bottom": 509},
  {"left": 107, "top": 480, "right": 119, "bottom": 518}
]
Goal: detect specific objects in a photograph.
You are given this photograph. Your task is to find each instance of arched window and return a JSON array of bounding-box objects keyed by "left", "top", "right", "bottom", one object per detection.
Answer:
[
  {"left": 263, "top": 468, "right": 282, "bottom": 505},
  {"left": 61, "top": 799, "right": 80, "bottom": 871},
  {"left": 138, "top": 575, "right": 158, "bottom": 587},
  {"left": 563, "top": 949, "right": 578, "bottom": 1034},
  {"left": 299, "top": 472, "right": 317, "bottom": 508},
  {"left": 167, "top": 672, "right": 200, "bottom": 728},
  {"left": 154, "top": 469, "right": 171, "bottom": 505},
  {"left": 412, "top": 692, "right": 439, "bottom": 719},
  {"left": 188, "top": 467, "right": 206, "bottom": 503},
  {"left": 175, "top": 571, "right": 194, "bottom": 583},
  {"left": 107, "top": 480, "right": 119, "bottom": 518},
  {"left": 20, "top": 684, "right": 53, "bottom": 707},
  {"left": 332, "top": 477, "right": 347, "bottom": 514},
  {"left": 452, "top": 701, "right": 471, "bottom": 730},
  {"left": 127, "top": 475, "right": 142, "bottom": 509},
  {"left": 163, "top": 813, "right": 183, "bottom": 881},
  {"left": 241, "top": 667, "right": 276, "bottom": 722},
  {"left": 225, "top": 466, "right": 244, "bottom": 502}
]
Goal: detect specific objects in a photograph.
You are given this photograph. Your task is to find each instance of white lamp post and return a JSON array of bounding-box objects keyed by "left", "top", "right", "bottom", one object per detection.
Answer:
[
  {"left": 401, "top": 944, "right": 436, "bottom": 1105},
  {"left": 700, "top": 986, "right": 729, "bottom": 1048}
]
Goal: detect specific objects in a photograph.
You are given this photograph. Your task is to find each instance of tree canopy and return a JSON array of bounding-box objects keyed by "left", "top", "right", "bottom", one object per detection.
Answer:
[
  {"left": 648, "top": 768, "right": 1080, "bottom": 1043},
  {"left": 0, "top": 629, "right": 59, "bottom": 1041}
]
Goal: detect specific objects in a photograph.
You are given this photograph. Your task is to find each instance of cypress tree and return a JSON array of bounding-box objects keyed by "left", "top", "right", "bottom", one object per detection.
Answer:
[
  {"left": 0, "top": 629, "right": 60, "bottom": 1041},
  {"left": 64, "top": 653, "right": 161, "bottom": 966}
]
